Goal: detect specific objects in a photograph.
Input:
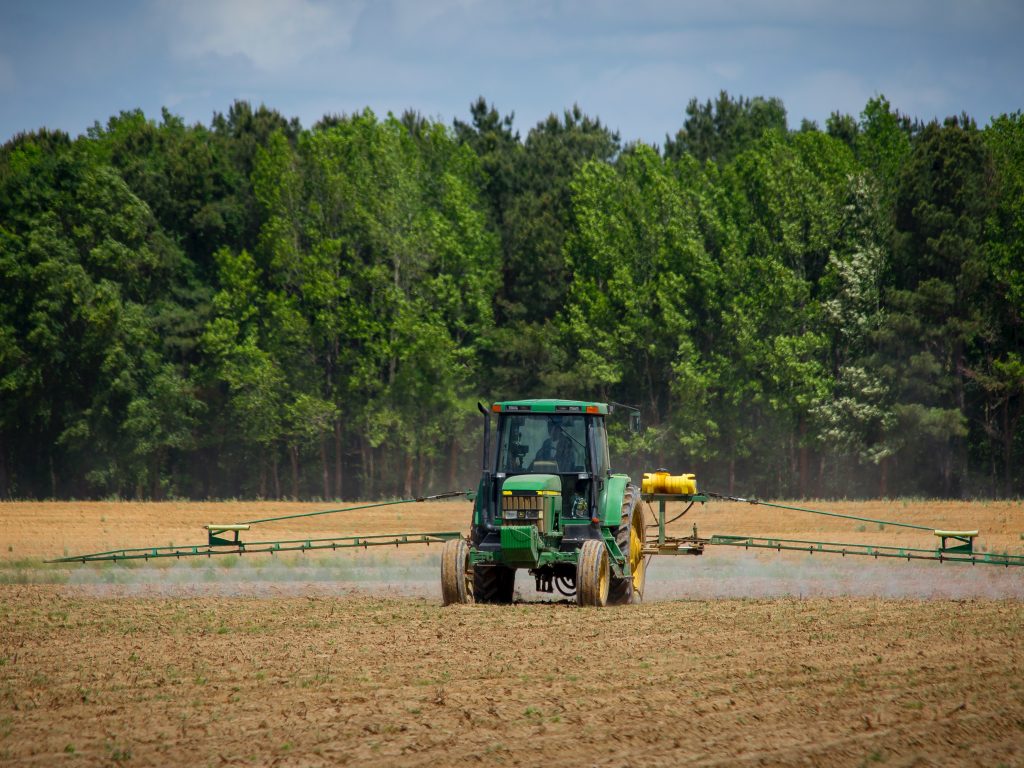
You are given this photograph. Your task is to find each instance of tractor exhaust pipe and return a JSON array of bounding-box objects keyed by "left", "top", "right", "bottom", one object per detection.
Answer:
[
  {"left": 477, "top": 402, "right": 500, "bottom": 534},
  {"left": 477, "top": 402, "right": 491, "bottom": 472}
]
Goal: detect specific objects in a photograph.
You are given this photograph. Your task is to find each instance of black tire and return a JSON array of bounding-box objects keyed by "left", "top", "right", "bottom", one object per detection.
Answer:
[
  {"left": 473, "top": 564, "right": 515, "bottom": 604},
  {"left": 576, "top": 539, "right": 610, "bottom": 607},
  {"left": 607, "top": 485, "right": 635, "bottom": 605},
  {"left": 441, "top": 539, "right": 473, "bottom": 605},
  {"left": 608, "top": 484, "right": 644, "bottom": 605}
]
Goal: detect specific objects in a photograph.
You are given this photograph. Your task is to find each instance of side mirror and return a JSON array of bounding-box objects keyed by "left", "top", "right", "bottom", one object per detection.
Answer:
[{"left": 610, "top": 401, "right": 642, "bottom": 434}]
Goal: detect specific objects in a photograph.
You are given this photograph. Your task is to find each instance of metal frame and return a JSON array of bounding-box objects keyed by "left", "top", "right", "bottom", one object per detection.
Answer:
[
  {"left": 48, "top": 531, "right": 463, "bottom": 564},
  {"left": 706, "top": 534, "right": 1024, "bottom": 567},
  {"left": 639, "top": 492, "right": 1024, "bottom": 568}
]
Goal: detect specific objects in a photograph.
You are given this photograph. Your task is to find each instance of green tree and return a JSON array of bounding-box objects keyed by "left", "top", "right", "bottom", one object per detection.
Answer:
[
  {"left": 814, "top": 173, "right": 896, "bottom": 494},
  {"left": 665, "top": 91, "right": 787, "bottom": 164},
  {"left": 878, "top": 116, "right": 995, "bottom": 495},
  {"left": 482, "top": 105, "right": 620, "bottom": 398},
  {"left": 247, "top": 112, "right": 497, "bottom": 498},
  {"left": 0, "top": 132, "right": 191, "bottom": 497},
  {"left": 562, "top": 146, "right": 717, "bottom": 470},
  {"left": 977, "top": 112, "right": 1024, "bottom": 494}
]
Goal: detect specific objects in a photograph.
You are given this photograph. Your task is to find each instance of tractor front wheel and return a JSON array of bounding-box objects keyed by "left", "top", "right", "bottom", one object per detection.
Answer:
[
  {"left": 576, "top": 539, "right": 610, "bottom": 607},
  {"left": 441, "top": 538, "right": 473, "bottom": 605}
]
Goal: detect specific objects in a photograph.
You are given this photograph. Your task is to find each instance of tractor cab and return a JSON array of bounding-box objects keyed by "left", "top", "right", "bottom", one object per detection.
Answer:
[
  {"left": 495, "top": 407, "right": 609, "bottom": 525},
  {"left": 472, "top": 400, "right": 615, "bottom": 552}
]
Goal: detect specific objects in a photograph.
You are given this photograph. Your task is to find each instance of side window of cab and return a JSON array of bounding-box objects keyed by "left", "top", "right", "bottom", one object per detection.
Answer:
[{"left": 589, "top": 417, "right": 610, "bottom": 476}]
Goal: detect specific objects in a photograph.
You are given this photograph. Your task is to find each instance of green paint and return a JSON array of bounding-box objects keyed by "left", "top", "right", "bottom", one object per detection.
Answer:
[
  {"left": 493, "top": 399, "right": 609, "bottom": 415},
  {"left": 501, "top": 474, "right": 562, "bottom": 493},
  {"left": 239, "top": 493, "right": 466, "bottom": 526},
  {"left": 499, "top": 525, "right": 542, "bottom": 568},
  {"left": 706, "top": 535, "right": 1024, "bottom": 567},
  {"left": 598, "top": 474, "right": 629, "bottom": 527},
  {"left": 47, "top": 532, "right": 462, "bottom": 564}
]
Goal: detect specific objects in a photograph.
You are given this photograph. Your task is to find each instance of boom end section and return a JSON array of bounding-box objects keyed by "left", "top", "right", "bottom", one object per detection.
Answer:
[
  {"left": 934, "top": 530, "right": 979, "bottom": 554},
  {"left": 205, "top": 524, "right": 251, "bottom": 547}
]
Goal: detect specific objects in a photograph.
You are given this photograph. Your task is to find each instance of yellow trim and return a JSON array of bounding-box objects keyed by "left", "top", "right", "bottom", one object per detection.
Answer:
[
  {"left": 205, "top": 524, "right": 251, "bottom": 532},
  {"left": 502, "top": 490, "right": 512, "bottom": 495},
  {"left": 934, "top": 530, "right": 978, "bottom": 538},
  {"left": 536, "top": 490, "right": 560, "bottom": 496},
  {"left": 597, "top": 550, "right": 609, "bottom": 603},
  {"left": 630, "top": 512, "right": 645, "bottom": 594}
]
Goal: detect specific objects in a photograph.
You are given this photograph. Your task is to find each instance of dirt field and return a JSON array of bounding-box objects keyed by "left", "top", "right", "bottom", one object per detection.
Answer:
[{"left": 2, "top": 499, "right": 1023, "bottom": 766}]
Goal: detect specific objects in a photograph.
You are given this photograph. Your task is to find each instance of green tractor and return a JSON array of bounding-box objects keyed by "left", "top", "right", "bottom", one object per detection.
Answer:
[{"left": 441, "top": 399, "right": 646, "bottom": 607}]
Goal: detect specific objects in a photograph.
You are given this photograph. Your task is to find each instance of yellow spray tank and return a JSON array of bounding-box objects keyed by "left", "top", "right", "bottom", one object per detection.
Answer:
[{"left": 641, "top": 470, "right": 697, "bottom": 495}]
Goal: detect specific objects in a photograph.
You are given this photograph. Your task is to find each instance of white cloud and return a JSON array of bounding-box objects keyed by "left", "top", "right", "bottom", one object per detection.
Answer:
[
  {"left": 162, "top": 0, "right": 364, "bottom": 72},
  {"left": 387, "top": 0, "right": 483, "bottom": 35}
]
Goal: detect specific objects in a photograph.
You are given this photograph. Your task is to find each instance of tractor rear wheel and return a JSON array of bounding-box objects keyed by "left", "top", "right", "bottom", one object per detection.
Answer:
[
  {"left": 441, "top": 538, "right": 473, "bottom": 605},
  {"left": 576, "top": 539, "right": 610, "bottom": 607},
  {"left": 608, "top": 484, "right": 645, "bottom": 605},
  {"left": 473, "top": 564, "right": 515, "bottom": 604}
]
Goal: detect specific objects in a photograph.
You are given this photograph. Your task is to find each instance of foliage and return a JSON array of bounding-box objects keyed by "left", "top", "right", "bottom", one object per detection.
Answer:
[{"left": 1, "top": 95, "right": 1021, "bottom": 499}]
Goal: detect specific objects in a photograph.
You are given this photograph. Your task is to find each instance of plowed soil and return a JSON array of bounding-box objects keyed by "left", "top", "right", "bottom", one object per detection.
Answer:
[{"left": 2, "top": 499, "right": 1023, "bottom": 766}]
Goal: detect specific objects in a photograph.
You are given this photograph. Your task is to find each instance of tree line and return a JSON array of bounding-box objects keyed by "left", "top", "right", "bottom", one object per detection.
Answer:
[{"left": 1, "top": 93, "right": 1021, "bottom": 500}]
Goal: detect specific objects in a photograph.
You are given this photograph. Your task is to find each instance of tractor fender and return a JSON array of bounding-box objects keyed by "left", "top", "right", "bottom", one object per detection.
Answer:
[{"left": 598, "top": 474, "right": 630, "bottom": 527}]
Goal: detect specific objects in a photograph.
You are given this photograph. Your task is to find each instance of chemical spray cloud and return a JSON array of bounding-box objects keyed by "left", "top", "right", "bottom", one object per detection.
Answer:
[{"left": 57, "top": 548, "right": 1023, "bottom": 601}]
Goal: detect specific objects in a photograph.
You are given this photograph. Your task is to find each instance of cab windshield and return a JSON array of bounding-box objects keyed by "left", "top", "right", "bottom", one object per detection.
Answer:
[{"left": 496, "top": 414, "right": 588, "bottom": 474}]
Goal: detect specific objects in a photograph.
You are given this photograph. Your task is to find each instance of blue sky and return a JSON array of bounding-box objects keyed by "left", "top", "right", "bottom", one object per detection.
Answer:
[{"left": 1, "top": 1, "right": 1021, "bottom": 145}]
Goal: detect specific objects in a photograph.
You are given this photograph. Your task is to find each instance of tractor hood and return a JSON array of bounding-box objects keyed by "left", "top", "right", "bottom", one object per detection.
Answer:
[{"left": 501, "top": 474, "right": 562, "bottom": 494}]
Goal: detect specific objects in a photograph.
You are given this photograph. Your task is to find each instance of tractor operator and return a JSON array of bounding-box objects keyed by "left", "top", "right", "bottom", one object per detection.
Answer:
[{"left": 535, "top": 417, "right": 578, "bottom": 471}]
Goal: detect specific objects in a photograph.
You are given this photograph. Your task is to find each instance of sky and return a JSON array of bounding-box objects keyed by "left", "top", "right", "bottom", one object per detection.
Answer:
[{"left": 1, "top": 0, "right": 1022, "bottom": 146}]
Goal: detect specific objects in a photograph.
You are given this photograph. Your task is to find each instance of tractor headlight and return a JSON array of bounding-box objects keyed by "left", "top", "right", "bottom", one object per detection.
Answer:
[{"left": 503, "top": 508, "right": 541, "bottom": 520}]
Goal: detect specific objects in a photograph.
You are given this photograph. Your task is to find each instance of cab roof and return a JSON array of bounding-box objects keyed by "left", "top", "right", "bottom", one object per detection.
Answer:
[{"left": 492, "top": 399, "right": 609, "bottom": 415}]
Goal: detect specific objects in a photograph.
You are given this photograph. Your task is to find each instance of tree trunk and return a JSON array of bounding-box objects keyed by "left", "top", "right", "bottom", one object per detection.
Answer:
[
  {"left": 798, "top": 419, "right": 809, "bottom": 499},
  {"left": 788, "top": 433, "right": 797, "bottom": 496},
  {"left": 320, "top": 434, "right": 330, "bottom": 500},
  {"left": 359, "top": 439, "right": 371, "bottom": 499},
  {"left": 334, "top": 419, "right": 343, "bottom": 500},
  {"left": 404, "top": 451, "right": 414, "bottom": 497},
  {"left": 272, "top": 449, "right": 281, "bottom": 500},
  {"left": 448, "top": 438, "right": 458, "bottom": 491},
  {"left": 0, "top": 431, "right": 8, "bottom": 498},
  {"left": 367, "top": 440, "right": 375, "bottom": 499},
  {"left": 150, "top": 450, "right": 163, "bottom": 500},
  {"left": 49, "top": 452, "right": 57, "bottom": 499},
  {"left": 942, "top": 448, "right": 953, "bottom": 497},
  {"left": 204, "top": 446, "right": 214, "bottom": 499},
  {"left": 728, "top": 457, "right": 735, "bottom": 496},
  {"left": 290, "top": 444, "right": 300, "bottom": 500},
  {"left": 879, "top": 455, "right": 889, "bottom": 498},
  {"left": 1003, "top": 397, "right": 1012, "bottom": 498}
]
